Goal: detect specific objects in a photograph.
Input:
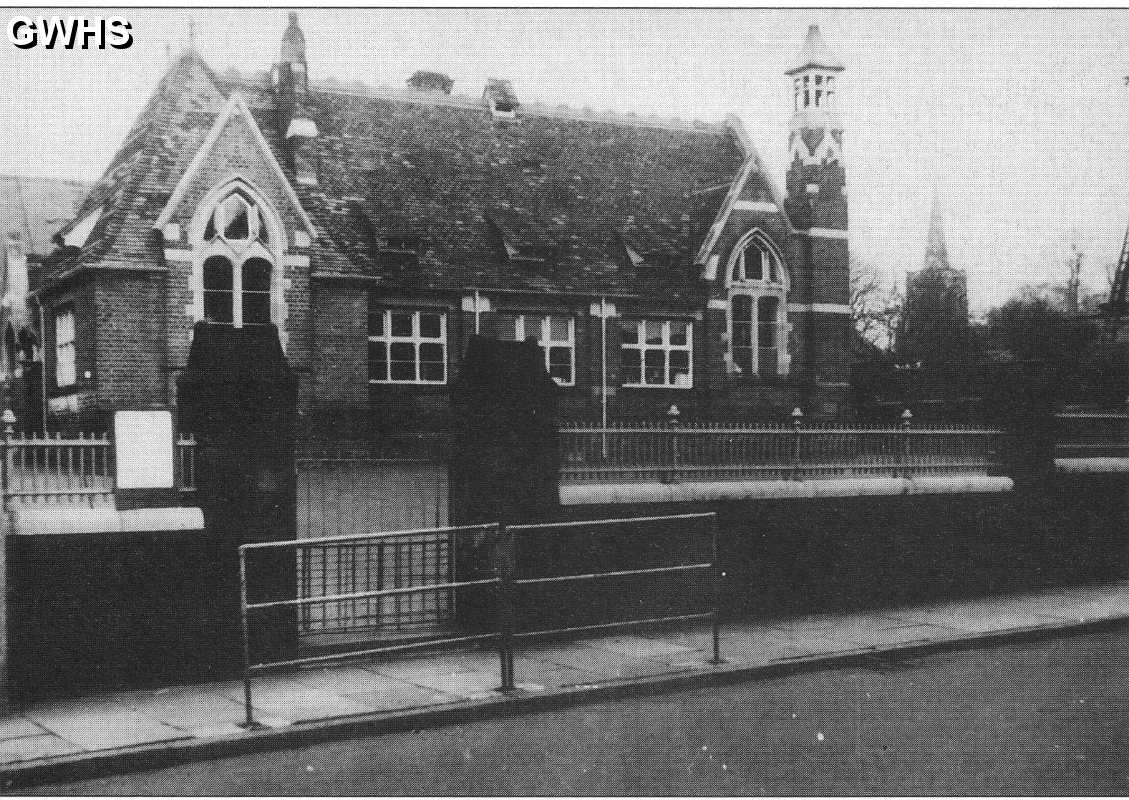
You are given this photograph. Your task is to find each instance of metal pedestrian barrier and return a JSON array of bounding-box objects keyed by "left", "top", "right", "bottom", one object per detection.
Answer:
[
  {"left": 238, "top": 512, "right": 720, "bottom": 729},
  {"left": 238, "top": 523, "right": 505, "bottom": 729},
  {"left": 506, "top": 512, "right": 722, "bottom": 665}
]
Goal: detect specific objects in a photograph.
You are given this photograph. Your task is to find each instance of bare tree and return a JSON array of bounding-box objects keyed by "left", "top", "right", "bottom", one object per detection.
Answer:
[{"left": 850, "top": 257, "right": 902, "bottom": 352}]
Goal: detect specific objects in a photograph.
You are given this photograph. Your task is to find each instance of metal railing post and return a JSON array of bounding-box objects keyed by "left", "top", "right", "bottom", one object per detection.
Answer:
[
  {"left": 790, "top": 407, "right": 803, "bottom": 481},
  {"left": 497, "top": 523, "right": 516, "bottom": 692},
  {"left": 900, "top": 409, "right": 913, "bottom": 478},
  {"left": 238, "top": 546, "right": 256, "bottom": 729},
  {"left": 667, "top": 405, "right": 681, "bottom": 483},
  {"left": 710, "top": 513, "right": 723, "bottom": 665},
  {"left": 1, "top": 410, "right": 14, "bottom": 512}
]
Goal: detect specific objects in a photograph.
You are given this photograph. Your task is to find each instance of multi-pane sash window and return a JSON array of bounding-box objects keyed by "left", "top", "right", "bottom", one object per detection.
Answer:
[
  {"left": 203, "top": 256, "right": 273, "bottom": 326},
  {"left": 54, "top": 306, "right": 76, "bottom": 387},
  {"left": 731, "top": 295, "right": 782, "bottom": 378},
  {"left": 368, "top": 310, "right": 447, "bottom": 384},
  {"left": 727, "top": 232, "right": 788, "bottom": 378},
  {"left": 496, "top": 313, "right": 575, "bottom": 386},
  {"left": 621, "top": 319, "right": 692, "bottom": 388}
]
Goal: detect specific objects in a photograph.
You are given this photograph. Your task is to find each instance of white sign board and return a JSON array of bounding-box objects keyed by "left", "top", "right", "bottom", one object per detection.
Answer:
[{"left": 114, "top": 410, "right": 174, "bottom": 489}]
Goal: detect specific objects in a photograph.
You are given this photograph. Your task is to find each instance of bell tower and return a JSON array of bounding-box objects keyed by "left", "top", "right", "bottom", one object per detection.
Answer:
[
  {"left": 783, "top": 24, "right": 846, "bottom": 232},
  {"left": 783, "top": 24, "right": 851, "bottom": 412}
]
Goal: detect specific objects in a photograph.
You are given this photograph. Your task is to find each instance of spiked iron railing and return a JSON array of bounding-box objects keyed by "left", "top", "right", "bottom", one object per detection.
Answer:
[{"left": 559, "top": 413, "right": 1003, "bottom": 483}]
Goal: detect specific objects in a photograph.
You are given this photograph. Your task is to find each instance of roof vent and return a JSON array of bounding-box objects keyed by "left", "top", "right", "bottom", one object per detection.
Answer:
[
  {"left": 483, "top": 78, "right": 519, "bottom": 119},
  {"left": 407, "top": 70, "right": 454, "bottom": 95}
]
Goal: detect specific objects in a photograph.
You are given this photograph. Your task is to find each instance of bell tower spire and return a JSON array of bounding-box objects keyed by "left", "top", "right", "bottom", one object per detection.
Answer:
[{"left": 783, "top": 24, "right": 846, "bottom": 232}]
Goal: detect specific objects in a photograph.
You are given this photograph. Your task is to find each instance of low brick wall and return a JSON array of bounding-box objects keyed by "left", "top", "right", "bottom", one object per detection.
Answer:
[
  {"left": 5, "top": 511, "right": 245, "bottom": 703},
  {"left": 547, "top": 473, "right": 1128, "bottom": 619}
]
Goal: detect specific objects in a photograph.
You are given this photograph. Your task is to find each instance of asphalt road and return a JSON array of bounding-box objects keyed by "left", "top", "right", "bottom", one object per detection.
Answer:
[{"left": 33, "top": 624, "right": 1129, "bottom": 794}]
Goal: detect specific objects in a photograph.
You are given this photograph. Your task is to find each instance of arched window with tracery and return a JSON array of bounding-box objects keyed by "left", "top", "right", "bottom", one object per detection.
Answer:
[
  {"left": 727, "top": 231, "right": 789, "bottom": 378},
  {"left": 196, "top": 186, "right": 277, "bottom": 327}
]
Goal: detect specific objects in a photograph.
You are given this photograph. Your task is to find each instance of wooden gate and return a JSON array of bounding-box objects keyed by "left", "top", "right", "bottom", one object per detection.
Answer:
[{"left": 295, "top": 454, "right": 451, "bottom": 644}]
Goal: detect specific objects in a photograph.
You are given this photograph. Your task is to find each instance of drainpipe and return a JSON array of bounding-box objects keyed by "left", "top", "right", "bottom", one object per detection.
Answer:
[
  {"left": 473, "top": 289, "right": 482, "bottom": 336},
  {"left": 33, "top": 296, "right": 46, "bottom": 435}
]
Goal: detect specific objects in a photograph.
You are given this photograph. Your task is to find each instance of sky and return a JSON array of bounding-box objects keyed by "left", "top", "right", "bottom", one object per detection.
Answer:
[{"left": 3, "top": 7, "right": 1129, "bottom": 313}]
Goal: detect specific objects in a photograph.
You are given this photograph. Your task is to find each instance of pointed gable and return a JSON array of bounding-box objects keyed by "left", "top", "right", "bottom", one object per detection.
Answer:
[
  {"left": 695, "top": 116, "right": 791, "bottom": 281},
  {"left": 153, "top": 94, "right": 315, "bottom": 242},
  {"left": 39, "top": 50, "right": 226, "bottom": 282}
]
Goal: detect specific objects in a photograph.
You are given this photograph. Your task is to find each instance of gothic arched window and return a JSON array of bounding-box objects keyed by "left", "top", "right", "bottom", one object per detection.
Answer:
[
  {"left": 727, "top": 232, "right": 789, "bottom": 378},
  {"left": 196, "top": 186, "right": 277, "bottom": 327}
]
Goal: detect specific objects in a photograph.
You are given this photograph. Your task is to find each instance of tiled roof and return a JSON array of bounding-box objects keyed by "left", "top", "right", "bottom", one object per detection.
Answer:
[
  {"left": 39, "top": 50, "right": 750, "bottom": 300},
  {"left": 38, "top": 50, "right": 225, "bottom": 282}
]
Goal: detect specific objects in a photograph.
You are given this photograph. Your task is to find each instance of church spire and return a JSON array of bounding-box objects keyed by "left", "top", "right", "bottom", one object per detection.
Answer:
[{"left": 923, "top": 192, "right": 950, "bottom": 273}]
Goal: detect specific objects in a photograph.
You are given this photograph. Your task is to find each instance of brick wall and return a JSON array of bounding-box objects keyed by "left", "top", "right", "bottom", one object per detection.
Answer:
[{"left": 94, "top": 273, "right": 167, "bottom": 413}]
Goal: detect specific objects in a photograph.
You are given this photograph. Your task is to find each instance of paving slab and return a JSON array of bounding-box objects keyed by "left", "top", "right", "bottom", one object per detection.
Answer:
[
  {"left": 0, "top": 734, "right": 83, "bottom": 765},
  {"left": 768, "top": 612, "right": 907, "bottom": 637},
  {"left": 722, "top": 626, "right": 867, "bottom": 663},
  {"left": 182, "top": 723, "right": 247, "bottom": 740},
  {"left": 512, "top": 657, "right": 599, "bottom": 691},
  {"left": 0, "top": 717, "right": 47, "bottom": 741},
  {"left": 287, "top": 665, "right": 417, "bottom": 695},
  {"left": 369, "top": 658, "right": 504, "bottom": 700},
  {"left": 109, "top": 687, "right": 249, "bottom": 731},
  {"left": 23, "top": 700, "right": 188, "bottom": 752},
  {"left": 898, "top": 606, "right": 1068, "bottom": 634},
  {"left": 526, "top": 643, "right": 692, "bottom": 681},
  {"left": 586, "top": 634, "right": 699, "bottom": 660},
  {"left": 341, "top": 684, "right": 460, "bottom": 713},
  {"left": 839, "top": 623, "right": 962, "bottom": 649},
  {"left": 212, "top": 677, "right": 376, "bottom": 725}
]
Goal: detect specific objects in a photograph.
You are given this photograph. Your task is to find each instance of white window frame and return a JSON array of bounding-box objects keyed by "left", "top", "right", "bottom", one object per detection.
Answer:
[
  {"left": 496, "top": 313, "right": 576, "bottom": 387},
  {"left": 54, "top": 306, "right": 76, "bottom": 388},
  {"left": 191, "top": 180, "right": 283, "bottom": 330},
  {"left": 368, "top": 309, "right": 448, "bottom": 385},
  {"left": 621, "top": 319, "right": 693, "bottom": 389},
  {"left": 726, "top": 231, "right": 790, "bottom": 378},
  {"left": 201, "top": 254, "right": 274, "bottom": 328}
]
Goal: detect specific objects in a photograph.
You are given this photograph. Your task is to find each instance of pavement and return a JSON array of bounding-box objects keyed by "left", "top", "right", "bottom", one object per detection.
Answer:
[{"left": 3, "top": 579, "right": 1129, "bottom": 789}]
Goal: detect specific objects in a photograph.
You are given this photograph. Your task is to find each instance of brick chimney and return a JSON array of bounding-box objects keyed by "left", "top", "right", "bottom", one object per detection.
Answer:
[{"left": 271, "top": 11, "right": 318, "bottom": 185}]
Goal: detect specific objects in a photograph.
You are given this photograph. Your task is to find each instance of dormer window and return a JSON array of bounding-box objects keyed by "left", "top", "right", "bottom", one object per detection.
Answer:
[{"left": 484, "top": 78, "right": 520, "bottom": 120}]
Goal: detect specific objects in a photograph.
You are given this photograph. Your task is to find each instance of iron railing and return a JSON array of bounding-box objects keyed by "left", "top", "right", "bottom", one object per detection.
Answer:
[
  {"left": 1, "top": 431, "right": 114, "bottom": 508},
  {"left": 559, "top": 420, "right": 1003, "bottom": 483},
  {"left": 238, "top": 513, "right": 720, "bottom": 729},
  {"left": 1055, "top": 412, "right": 1129, "bottom": 459},
  {"left": 0, "top": 429, "right": 198, "bottom": 508}
]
